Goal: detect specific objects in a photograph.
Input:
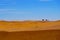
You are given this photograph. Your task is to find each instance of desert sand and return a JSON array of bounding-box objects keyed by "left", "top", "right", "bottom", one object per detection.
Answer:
[
  {"left": 0, "top": 20, "right": 60, "bottom": 40},
  {"left": 0, "top": 30, "right": 60, "bottom": 40},
  {"left": 0, "top": 20, "right": 60, "bottom": 32}
]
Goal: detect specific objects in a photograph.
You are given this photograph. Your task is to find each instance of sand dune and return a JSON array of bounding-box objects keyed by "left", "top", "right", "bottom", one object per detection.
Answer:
[
  {"left": 0, "top": 20, "right": 60, "bottom": 32},
  {"left": 0, "top": 30, "right": 60, "bottom": 40},
  {"left": 0, "top": 20, "right": 60, "bottom": 40}
]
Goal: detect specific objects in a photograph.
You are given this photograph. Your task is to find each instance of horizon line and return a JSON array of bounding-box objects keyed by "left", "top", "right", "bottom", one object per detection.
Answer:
[{"left": 0, "top": 19, "right": 60, "bottom": 21}]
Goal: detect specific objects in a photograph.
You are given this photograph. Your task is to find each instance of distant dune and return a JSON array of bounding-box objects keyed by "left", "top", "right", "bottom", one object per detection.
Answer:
[{"left": 0, "top": 20, "right": 60, "bottom": 32}]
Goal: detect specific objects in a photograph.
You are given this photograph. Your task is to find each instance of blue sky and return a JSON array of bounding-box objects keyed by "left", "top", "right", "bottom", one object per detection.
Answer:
[{"left": 0, "top": 0, "right": 60, "bottom": 20}]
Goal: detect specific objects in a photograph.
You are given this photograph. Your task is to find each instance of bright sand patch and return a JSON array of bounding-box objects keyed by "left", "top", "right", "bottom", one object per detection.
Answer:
[{"left": 0, "top": 21, "right": 60, "bottom": 32}]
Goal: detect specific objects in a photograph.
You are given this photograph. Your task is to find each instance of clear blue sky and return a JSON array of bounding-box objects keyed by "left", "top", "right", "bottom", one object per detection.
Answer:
[{"left": 0, "top": 0, "right": 60, "bottom": 20}]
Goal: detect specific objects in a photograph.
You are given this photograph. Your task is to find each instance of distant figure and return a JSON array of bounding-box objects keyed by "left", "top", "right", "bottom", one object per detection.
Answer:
[
  {"left": 42, "top": 19, "right": 44, "bottom": 21},
  {"left": 42, "top": 19, "right": 48, "bottom": 22},
  {"left": 46, "top": 19, "right": 48, "bottom": 21}
]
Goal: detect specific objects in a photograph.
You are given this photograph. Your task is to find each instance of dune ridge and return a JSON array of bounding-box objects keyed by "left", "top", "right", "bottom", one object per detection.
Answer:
[{"left": 0, "top": 20, "right": 60, "bottom": 32}]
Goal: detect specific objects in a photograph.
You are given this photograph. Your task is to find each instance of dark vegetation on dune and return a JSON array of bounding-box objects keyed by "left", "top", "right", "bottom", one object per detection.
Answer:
[{"left": 0, "top": 30, "right": 60, "bottom": 40}]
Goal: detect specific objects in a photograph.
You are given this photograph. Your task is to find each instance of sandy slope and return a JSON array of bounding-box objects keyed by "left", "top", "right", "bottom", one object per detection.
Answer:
[
  {"left": 0, "top": 20, "right": 60, "bottom": 32},
  {"left": 0, "top": 30, "right": 60, "bottom": 40},
  {"left": 0, "top": 21, "right": 60, "bottom": 40}
]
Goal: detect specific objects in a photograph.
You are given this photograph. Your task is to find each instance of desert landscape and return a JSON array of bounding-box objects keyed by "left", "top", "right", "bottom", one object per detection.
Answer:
[
  {"left": 0, "top": 21, "right": 60, "bottom": 40},
  {"left": 0, "top": 20, "right": 60, "bottom": 31},
  {"left": 0, "top": 0, "right": 59, "bottom": 40},
  {"left": 0, "top": 20, "right": 60, "bottom": 40}
]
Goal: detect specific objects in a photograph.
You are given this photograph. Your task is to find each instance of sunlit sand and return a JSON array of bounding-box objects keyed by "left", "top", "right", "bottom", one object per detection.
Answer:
[{"left": 0, "top": 20, "right": 60, "bottom": 32}]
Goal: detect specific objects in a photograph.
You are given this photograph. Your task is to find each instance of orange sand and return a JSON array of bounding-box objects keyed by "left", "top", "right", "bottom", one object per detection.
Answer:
[{"left": 0, "top": 20, "right": 60, "bottom": 32}]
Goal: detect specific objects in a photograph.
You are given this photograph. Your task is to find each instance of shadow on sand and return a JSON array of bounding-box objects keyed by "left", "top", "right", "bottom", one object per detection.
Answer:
[{"left": 0, "top": 30, "right": 60, "bottom": 40}]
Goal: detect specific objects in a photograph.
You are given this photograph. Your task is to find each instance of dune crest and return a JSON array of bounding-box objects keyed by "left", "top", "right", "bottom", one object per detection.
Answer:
[{"left": 0, "top": 20, "right": 60, "bottom": 32}]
